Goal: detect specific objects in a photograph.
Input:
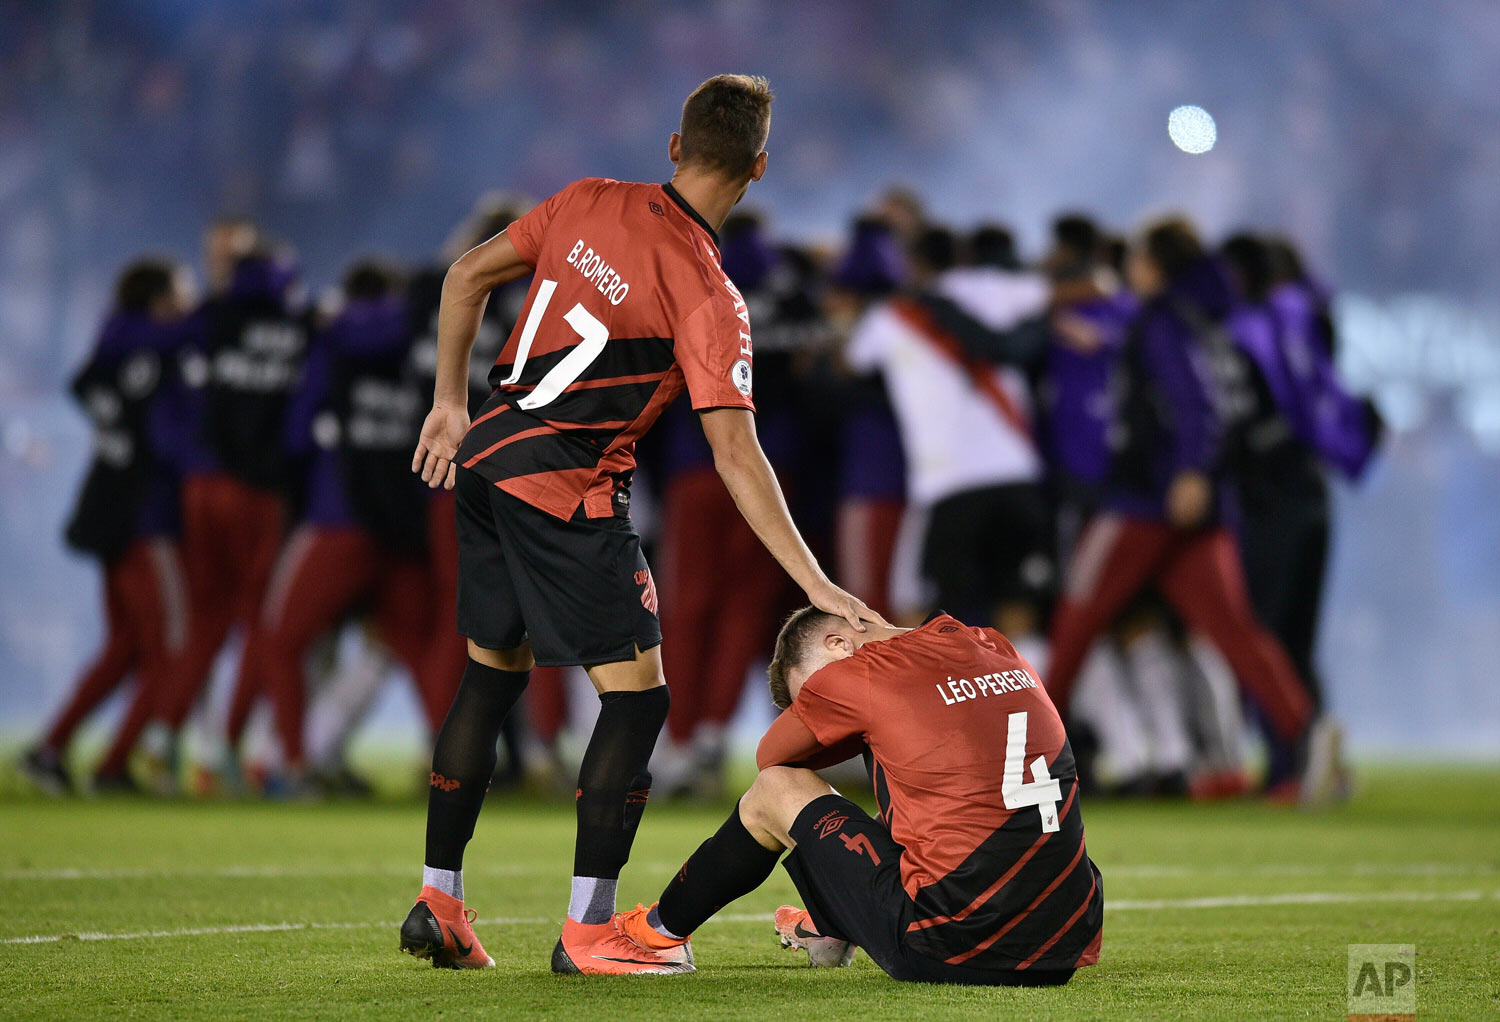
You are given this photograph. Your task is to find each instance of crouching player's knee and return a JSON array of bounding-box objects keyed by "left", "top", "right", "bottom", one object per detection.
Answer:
[{"left": 738, "top": 765, "right": 834, "bottom": 852}]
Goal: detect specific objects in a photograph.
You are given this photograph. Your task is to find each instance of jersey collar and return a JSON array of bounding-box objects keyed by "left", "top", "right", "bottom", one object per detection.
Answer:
[{"left": 662, "top": 182, "right": 720, "bottom": 249}]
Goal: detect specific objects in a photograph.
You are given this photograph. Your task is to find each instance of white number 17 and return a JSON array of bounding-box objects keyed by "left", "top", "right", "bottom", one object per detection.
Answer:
[
  {"left": 500, "top": 278, "right": 609, "bottom": 410},
  {"left": 1002, "top": 711, "right": 1062, "bottom": 833}
]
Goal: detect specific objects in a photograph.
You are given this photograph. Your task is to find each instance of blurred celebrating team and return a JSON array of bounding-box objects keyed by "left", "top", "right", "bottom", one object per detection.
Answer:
[{"left": 24, "top": 183, "right": 1378, "bottom": 808}]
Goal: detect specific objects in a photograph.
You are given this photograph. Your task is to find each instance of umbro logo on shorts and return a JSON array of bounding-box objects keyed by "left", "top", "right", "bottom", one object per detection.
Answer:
[{"left": 815, "top": 811, "right": 849, "bottom": 839}]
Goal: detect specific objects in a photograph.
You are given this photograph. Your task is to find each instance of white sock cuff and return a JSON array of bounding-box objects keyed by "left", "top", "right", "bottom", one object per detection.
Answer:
[
  {"left": 568, "top": 876, "right": 618, "bottom": 925},
  {"left": 423, "top": 866, "right": 464, "bottom": 901}
]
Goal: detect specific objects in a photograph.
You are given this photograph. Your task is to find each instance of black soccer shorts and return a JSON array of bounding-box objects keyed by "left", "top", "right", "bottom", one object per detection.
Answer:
[
  {"left": 454, "top": 466, "right": 662, "bottom": 667},
  {"left": 921, "top": 481, "right": 1056, "bottom": 617},
  {"left": 782, "top": 793, "right": 1073, "bottom": 986}
]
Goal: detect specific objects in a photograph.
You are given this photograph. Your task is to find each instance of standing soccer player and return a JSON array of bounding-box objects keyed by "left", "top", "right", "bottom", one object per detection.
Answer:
[{"left": 399, "top": 74, "right": 885, "bottom": 975}]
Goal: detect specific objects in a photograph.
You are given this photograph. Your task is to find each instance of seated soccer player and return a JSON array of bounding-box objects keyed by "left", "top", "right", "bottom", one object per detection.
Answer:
[{"left": 615, "top": 607, "right": 1104, "bottom": 985}]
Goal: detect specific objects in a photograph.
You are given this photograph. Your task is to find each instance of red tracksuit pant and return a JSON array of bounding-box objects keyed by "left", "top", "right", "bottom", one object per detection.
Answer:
[
  {"left": 43, "top": 538, "right": 186, "bottom": 775},
  {"left": 159, "top": 473, "right": 285, "bottom": 728},
  {"left": 659, "top": 468, "right": 788, "bottom": 745},
  {"left": 836, "top": 497, "right": 904, "bottom": 620},
  {"left": 228, "top": 525, "right": 435, "bottom": 767},
  {"left": 1046, "top": 514, "right": 1313, "bottom": 742}
]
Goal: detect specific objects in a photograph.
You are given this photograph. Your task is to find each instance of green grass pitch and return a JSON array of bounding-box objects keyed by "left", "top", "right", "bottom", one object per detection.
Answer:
[{"left": 1, "top": 765, "right": 1497, "bottom": 1020}]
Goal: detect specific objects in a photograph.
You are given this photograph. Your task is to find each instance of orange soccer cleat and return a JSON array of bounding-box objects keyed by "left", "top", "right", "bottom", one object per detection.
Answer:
[
  {"left": 399, "top": 886, "right": 495, "bottom": 969},
  {"left": 774, "top": 905, "right": 856, "bottom": 968},
  {"left": 551, "top": 914, "right": 695, "bottom": 976},
  {"left": 612, "top": 903, "right": 695, "bottom": 968}
]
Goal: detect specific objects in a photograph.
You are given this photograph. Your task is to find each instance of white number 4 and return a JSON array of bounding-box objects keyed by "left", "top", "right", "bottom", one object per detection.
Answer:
[
  {"left": 500, "top": 278, "right": 610, "bottom": 411},
  {"left": 1002, "top": 711, "right": 1062, "bottom": 833}
]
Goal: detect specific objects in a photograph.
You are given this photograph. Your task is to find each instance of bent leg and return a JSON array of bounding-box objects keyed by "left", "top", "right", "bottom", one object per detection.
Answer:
[
  {"left": 736, "top": 764, "right": 838, "bottom": 851},
  {"left": 1046, "top": 515, "right": 1174, "bottom": 714},
  {"left": 253, "top": 528, "right": 376, "bottom": 768},
  {"left": 161, "top": 476, "right": 242, "bottom": 728},
  {"left": 652, "top": 765, "right": 830, "bottom": 939},
  {"left": 42, "top": 553, "right": 142, "bottom": 753},
  {"left": 1158, "top": 529, "right": 1313, "bottom": 744},
  {"left": 93, "top": 543, "right": 178, "bottom": 779},
  {"left": 773, "top": 787, "right": 918, "bottom": 979}
]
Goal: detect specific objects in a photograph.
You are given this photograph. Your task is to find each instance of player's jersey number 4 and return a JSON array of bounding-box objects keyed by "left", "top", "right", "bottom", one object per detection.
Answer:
[{"left": 1003, "top": 711, "right": 1062, "bottom": 834}]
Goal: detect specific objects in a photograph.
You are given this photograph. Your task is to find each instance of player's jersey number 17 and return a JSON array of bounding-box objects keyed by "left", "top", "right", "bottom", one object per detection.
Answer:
[
  {"left": 501, "top": 279, "right": 609, "bottom": 410},
  {"left": 1002, "top": 711, "right": 1063, "bottom": 833}
]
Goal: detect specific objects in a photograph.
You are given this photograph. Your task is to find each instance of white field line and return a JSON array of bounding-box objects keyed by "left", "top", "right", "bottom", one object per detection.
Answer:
[
  {"left": 2, "top": 920, "right": 401, "bottom": 945},
  {"left": 1105, "top": 888, "right": 1498, "bottom": 911},
  {"left": 1107, "top": 861, "right": 1498, "bottom": 878},
  {"left": 0, "top": 861, "right": 682, "bottom": 882},
  {"left": 3, "top": 860, "right": 1494, "bottom": 882},
  {"left": 4, "top": 890, "right": 1497, "bottom": 946}
]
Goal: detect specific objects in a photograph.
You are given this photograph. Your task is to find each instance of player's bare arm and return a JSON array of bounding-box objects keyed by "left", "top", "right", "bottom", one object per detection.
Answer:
[
  {"left": 699, "top": 406, "right": 889, "bottom": 631},
  {"left": 412, "top": 230, "right": 532, "bottom": 490},
  {"left": 755, "top": 711, "right": 866, "bottom": 771}
]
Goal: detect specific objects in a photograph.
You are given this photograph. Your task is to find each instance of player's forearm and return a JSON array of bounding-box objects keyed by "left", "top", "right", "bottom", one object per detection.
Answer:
[
  {"left": 431, "top": 267, "right": 489, "bottom": 408},
  {"left": 755, "top": 710, "right": 827, "bottom": 770},
  {"left": 432, "top": 235, "right": 531, "bottom": 408},
  {"left": 712, "top": 437, "right": 826, "bottom": 593}
]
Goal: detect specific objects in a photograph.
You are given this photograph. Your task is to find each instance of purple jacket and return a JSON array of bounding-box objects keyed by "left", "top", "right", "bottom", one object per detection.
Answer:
[
  {"left": 832, "top": 220, "right": 905, "bottom": 296},
  {"left": 284, "top": 331, "right": 349, "bottom": 528},
  {"left": 1246, "top": 284, "right": 1377, "bottom": 479},
  {"left": 1104, "top": 258, "right": 1231, "bottom": 521},
  {"left": 838, "top": 401, "right": 906, "bottom": 501},
  {"left": 1045, "top": 291, "right": 1137, "bottom": 486}
]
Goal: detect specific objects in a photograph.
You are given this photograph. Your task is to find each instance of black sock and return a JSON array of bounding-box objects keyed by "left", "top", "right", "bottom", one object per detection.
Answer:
[
  {"left": 423, "top": 658, "right": 529, "bottom": 870},
  {"left": 655, "top": 804, "right": 782, "bottom": 938},
  {"left": 572, "top": 686, "right": 670, "bottom": 880}
]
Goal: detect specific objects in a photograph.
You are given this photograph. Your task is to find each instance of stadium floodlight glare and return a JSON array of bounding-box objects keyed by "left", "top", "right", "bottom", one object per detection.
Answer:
[{"left": 1167, "top": 104, "right": 1217, "bottom": 153}]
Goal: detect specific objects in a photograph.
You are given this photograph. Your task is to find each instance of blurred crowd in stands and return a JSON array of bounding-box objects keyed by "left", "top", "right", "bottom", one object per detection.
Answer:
[
  {"left": 19, "top": 184, "right": 1382, "bottom": 803},
  {"left": 7, "top": 0, "right": 1499, "bottom": 406}
]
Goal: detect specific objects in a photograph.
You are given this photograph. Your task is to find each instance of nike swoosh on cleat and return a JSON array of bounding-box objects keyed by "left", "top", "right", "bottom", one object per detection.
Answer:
[
  {"left": 446, "top": 925, "right": 473, "bottom": 957},
  {"left": 792, "top": 922, "right": 822, "bottom": 940},
  {"left": 592, "top": 955, "right": 671, "bottom": 966}
]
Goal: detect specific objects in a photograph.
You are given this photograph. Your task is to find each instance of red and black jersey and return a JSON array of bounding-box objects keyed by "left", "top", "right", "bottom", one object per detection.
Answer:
[
  {"left": 456, "top": 178, "right": 755, "bottom": 521},
  {"left": 762, "top": 615, "right": 1102, "bottom": 971}
]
